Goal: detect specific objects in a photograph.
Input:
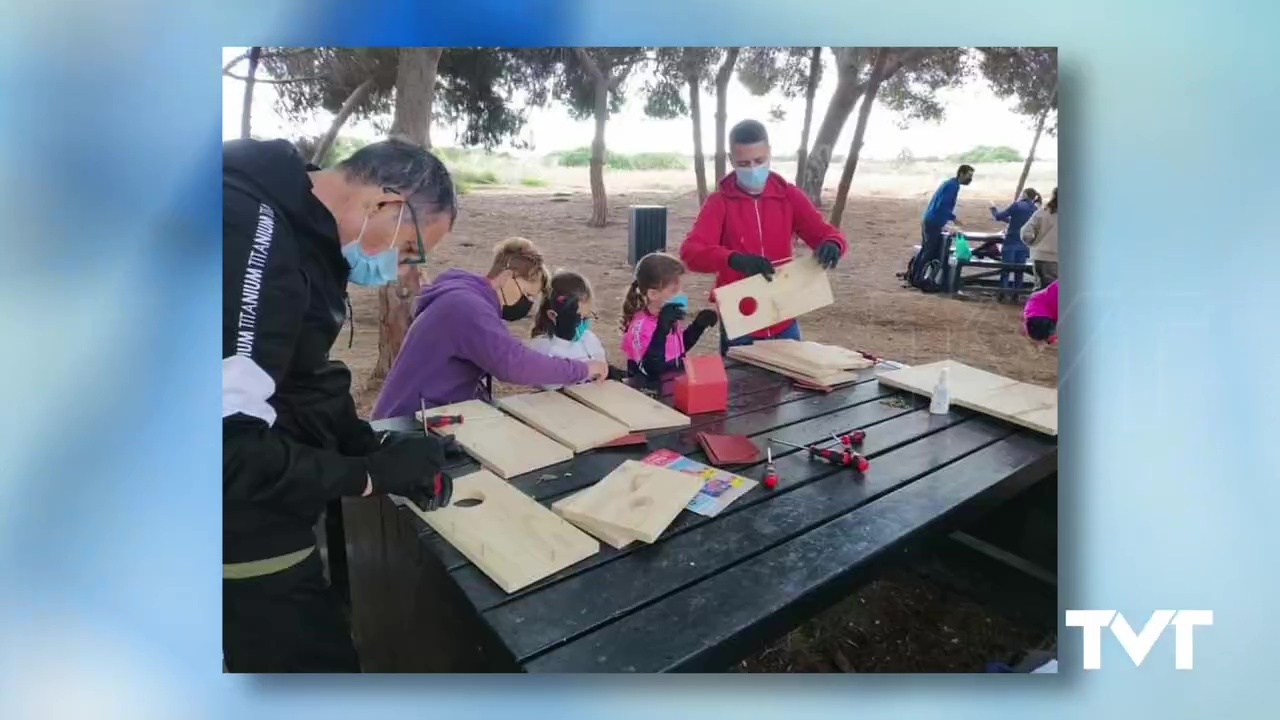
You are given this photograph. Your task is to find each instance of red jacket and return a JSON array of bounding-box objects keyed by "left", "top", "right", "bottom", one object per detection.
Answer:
[{"left": 680, "top": 171, "right": 847, "bottom": 338}]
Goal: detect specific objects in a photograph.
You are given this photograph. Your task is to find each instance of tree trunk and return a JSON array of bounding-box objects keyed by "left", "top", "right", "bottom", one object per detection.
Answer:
[
  {"left": 588, "top": 77, "right": 610, "bottom": 227},
  {"left": 795, "top": 46, "right": 822, "bottom": 184},
  {"left": 311, "top": 77, "right": 376, "bottom": 166},
  {"left": 688, "top": 76, "right": 709, "bottom": 204},
  {"left": 1015, "top": 86, "right": 1056, "bottom": 200},
  {"left": 372, "top": 47, "right": 444, "bottom": 384},
  {"left": 571, "top": 49, "right": 613, "bottom": 228},
  {"left": 713, "top": 48, "right": 740, "bottom": 181},
  {"left": 239, "top": 46, "right": 261, "bottom": 139},
  {"left": 388, "top": 47, "right": 443, "bottom": 148},
  {"left": 799, "top": 48, "right": 865, "bottom": 206},
  {"left": 829, "top": 49, "right": 890, "bottom": 227}
]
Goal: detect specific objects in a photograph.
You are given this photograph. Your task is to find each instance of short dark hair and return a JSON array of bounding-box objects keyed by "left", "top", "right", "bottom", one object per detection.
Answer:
[
  {"left": 729, "top": 119, "right": 769, "bottom": 147},
  {"left": 957, "top": 164, "right": 975, "bottom": 176},
  {"left": 1026, "top": 316, "right": 1056, "bottom": 341},
  {"left": 338, "top": 138, "right": 458, "bottom": 228}
]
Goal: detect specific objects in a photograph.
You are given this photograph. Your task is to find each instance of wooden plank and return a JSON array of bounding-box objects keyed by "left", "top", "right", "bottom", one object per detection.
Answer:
[
  {"left": 522, "top": 431, "right": 1055, "bottom": 672},
  {"left": 496, "top": 391, "right": 630, "bottom": 453},
  {"left": 425, "top": 377, "right": 890, "bottom": 577},
  {"left": 458, "top": 399, "right": 951, "bottom": 613},
  {"left": 562, "top": 380, "right": 691, "bottom": 432},
  {"left": 727, "top": 348, "right": 860, "bottom": 389},
  {"left": 409, "top": 470, "right": 599, "bottom": 594},
  {"left": 877, "top": 360, "right": 1058, "bottom": 436},
  {"left": 714, "top": 256, "right": 834, "bottom": 339},
  {"left": 556, "top": 461, "right": 704, "bottom": 544},
  {"left": 729, "top": 340, "right": 872, "bottom": 378},
  {"left": 418, "top": 400, "right": 574, "bottom": 479},
  {"left": 552, "top": 489, "right": 635, "bottom": 550}
]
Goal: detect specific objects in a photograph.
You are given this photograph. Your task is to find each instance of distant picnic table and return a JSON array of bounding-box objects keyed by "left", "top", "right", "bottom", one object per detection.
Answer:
[{"left": 329, "top": 360, "right": 1057, "bottom": 672}]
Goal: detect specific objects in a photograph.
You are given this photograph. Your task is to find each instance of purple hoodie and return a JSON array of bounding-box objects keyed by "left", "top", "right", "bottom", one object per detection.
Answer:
[{"left": 371, "top": 269, "right": 590, "bottom": 420}]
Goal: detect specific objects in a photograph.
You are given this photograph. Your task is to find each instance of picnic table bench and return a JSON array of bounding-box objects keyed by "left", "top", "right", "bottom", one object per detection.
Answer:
[
  {"left": 911, "top": 230, "right": 1036, "bottom": 298},
  {"left": 335, "top": 360, "right": 1057, "bottom": 672}
]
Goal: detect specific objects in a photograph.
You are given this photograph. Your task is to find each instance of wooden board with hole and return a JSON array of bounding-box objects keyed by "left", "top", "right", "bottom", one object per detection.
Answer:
[
  {"left": 877, "top": 359, "right": 1058, "bottom": 436},
  {"left": 561, "top": 381, "right": 691, "bottom": 432},
  {"left": 551, "top": 489, "right": 635, "bottom": 549},
  {"left": 496, "top": 391, "right": 631, "bottom": 453},
  {"left": 555, "top": 460, "right": 705, "bottom": 544},
  {"left": 417, "top": 399, "right": 574, "bottom": 479},
  {"left": 409, "top": 470, "right": 599, "bottom": 593},
  {"left": 713, "top": 255, "right": 834, "bottom": 340},
  {"left": 727, "top": 340, "right": 872, "bottom": 380}
]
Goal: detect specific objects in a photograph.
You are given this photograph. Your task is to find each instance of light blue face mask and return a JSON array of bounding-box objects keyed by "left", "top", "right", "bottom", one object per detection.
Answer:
[
  {"left": 664, "top": 293, "right": 689, "bottom": 309},
  {"left": 735, "top": 163, "right": 770, "bottom": 193},
  {"left": 572, "top": 318, "right": 592, "bottom": 342},
  {"left": 343, "top": 204, "right": 406, "bottom": 287}
]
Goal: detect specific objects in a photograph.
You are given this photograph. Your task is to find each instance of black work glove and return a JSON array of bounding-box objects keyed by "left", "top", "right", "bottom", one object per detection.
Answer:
[
  {"left": 365, "top": 432, "right": 455, "bottom": 511},
  {"left": 606, "top": 364, "right": 628, "bottom": 381},
  {"left": 728, "top": 253, "right": 775, "bottom": 281},
  {"left": 692, "top": 309, "right": 719, "bottom": 329},
  {"left": 815, "top": 239, "right": 843, "bottom": 269},
  {"left": 550, "top": 294, "right": 582, "bottom": 342},
  {"left": 657, "top": 303, "right": 686, "bottom": 331}
]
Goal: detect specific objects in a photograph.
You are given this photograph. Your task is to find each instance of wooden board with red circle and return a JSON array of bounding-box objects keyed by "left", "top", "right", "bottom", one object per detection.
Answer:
[{"left": 712, "top": 255, "right": 834, "bottom": 340}]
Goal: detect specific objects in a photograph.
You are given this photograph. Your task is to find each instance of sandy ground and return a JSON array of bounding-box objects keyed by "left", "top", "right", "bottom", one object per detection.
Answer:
[{"left": 331, "top": 162, "right": 1060, "bottom": 672}]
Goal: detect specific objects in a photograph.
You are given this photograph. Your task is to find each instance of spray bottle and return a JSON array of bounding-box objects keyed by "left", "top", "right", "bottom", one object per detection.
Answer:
[{"left": 930, "top": 367, "right": 951, "bottom": 415}]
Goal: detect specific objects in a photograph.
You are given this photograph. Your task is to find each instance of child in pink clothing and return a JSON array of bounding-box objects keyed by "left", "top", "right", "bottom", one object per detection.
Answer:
[
  {"left": 1022, "top": 280, "right": 1058, "bottom": 344},
  {"left": 620, "top": 252, "right": 719, "bottom": 380}
]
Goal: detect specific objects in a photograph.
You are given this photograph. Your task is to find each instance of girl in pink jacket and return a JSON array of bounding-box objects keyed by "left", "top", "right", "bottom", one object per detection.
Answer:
[
  {"left": 1022, "top": 280, "right": 1058, "bottom": 344},
  {"left": 620, "top": 252, "right": 718, "bottom": 380}
]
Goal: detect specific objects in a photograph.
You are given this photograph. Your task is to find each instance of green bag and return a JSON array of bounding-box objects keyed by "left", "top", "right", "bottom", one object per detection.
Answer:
[{"left": 952, "top": 233, "right": 972, "bottom": 262}]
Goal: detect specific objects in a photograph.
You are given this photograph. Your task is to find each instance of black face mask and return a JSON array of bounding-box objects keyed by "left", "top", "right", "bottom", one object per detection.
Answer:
[{"left": 501, "top": 291, "right": 534, "bottom": 322}]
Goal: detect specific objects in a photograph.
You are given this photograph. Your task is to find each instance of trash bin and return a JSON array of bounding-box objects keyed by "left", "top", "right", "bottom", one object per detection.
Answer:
[{"left": 628, "top": 205, "right": 667, "bottom": 266}]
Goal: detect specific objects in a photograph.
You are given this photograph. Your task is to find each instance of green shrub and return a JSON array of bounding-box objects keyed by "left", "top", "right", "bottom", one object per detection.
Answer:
[
  {"left": 520, "top": 176, "right": 549, "bottom": 187},
  {"left": 950, "top": 145, "right": 1023, "bottom": 163},
  {"left": 549, "top": 147, "right": 687, "bottom": 170},
  {"left": 452, "top": 168, "right": 499, "bottom": 186}
]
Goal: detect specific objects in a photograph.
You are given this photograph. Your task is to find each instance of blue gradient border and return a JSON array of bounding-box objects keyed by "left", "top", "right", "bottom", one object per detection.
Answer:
[{"left": 1, "top": 0, "right": 1277, "bottom": 717}]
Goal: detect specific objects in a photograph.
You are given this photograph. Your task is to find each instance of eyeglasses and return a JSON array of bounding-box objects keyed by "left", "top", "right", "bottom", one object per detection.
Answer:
[{"left": 384, "top": 187, "right": 426, "bottom": 266}]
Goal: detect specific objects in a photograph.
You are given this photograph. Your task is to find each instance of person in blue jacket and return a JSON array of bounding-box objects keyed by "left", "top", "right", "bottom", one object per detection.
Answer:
[
  {"left": 914, "top": 164, "right": 974, "bottom": 289},
  {"left": 989, "top": 187, "right": 1041, "bottom": 299}
]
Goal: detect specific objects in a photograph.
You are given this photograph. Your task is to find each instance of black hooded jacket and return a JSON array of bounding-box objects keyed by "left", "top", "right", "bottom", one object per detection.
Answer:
[{"left": 222, "top": 139, "right": 377, "bottom": 565}]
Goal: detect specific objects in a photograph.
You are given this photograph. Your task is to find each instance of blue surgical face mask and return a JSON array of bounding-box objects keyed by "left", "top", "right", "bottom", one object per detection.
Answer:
[
  {"left": 343, "top": 204, "right": 406, "bottom": 287},
  {"left": 665, "top": 293, "right": 688, "bottom": 309},
  {"left": 735, "top": 163, "right": 770, "bottom": 193},
  {"left": 572, "top": 317, "right": 592, "bottom": 342}
]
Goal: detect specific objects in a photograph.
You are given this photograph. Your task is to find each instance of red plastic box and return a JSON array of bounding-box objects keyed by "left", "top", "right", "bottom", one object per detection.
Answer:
[{"left": 674, "top": 354, "right": 728, "bottom": 414}]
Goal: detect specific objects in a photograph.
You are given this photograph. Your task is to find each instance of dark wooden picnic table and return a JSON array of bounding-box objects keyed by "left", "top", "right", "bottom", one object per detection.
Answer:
[{"left": 337, "top": 360, "right": 1057, "bottom": 673}]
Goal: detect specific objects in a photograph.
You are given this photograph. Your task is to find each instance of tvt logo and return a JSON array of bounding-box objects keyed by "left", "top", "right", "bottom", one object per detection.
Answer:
[{"left": 1065, "top": 610, "right": 1213, "bottom": 669}]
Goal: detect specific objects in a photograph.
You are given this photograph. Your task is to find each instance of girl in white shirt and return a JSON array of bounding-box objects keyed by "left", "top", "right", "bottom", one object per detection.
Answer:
[{"left": 527, "top": 270, "right": 612, "bottom": 389}]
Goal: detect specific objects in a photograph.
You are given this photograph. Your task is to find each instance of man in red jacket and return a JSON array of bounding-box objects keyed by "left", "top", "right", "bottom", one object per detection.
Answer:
[{"left": 680, "top": 119, "right": 847, "bottom": 355}]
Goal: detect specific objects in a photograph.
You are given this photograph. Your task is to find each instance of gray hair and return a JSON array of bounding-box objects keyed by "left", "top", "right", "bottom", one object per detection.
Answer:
[{"left": 337, "top": 138, "right": 458, "bottom": 227}]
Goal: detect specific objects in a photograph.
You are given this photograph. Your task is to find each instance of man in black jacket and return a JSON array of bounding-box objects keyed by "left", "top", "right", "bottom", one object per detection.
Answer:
[{"left": 222, "top": 137, "right": 457, "bottom": 672}]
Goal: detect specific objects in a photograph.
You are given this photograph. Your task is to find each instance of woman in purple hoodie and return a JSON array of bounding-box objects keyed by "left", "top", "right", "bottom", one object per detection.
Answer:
[{"left": 372, "top": 237, "right": 608, "bottom": 420}]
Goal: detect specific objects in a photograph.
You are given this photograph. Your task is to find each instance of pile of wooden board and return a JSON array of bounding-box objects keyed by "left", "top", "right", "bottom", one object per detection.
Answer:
[
  {"left": 419, "top": 381, "right": 691, "bottom": 479},
  {"left": 727, "top": 339, "right": 873, "bottom": 391},
  {"left": 877, "top": 359, "right": 1058, "bottom": 436},
  {"left": 552, "top": 460, "right": 705, "bottom": 548}
]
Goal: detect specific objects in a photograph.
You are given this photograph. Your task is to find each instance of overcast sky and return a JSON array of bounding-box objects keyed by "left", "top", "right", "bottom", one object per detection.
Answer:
[{"left": 222, "top": 47, "right": 1057, "bottom": 161}]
